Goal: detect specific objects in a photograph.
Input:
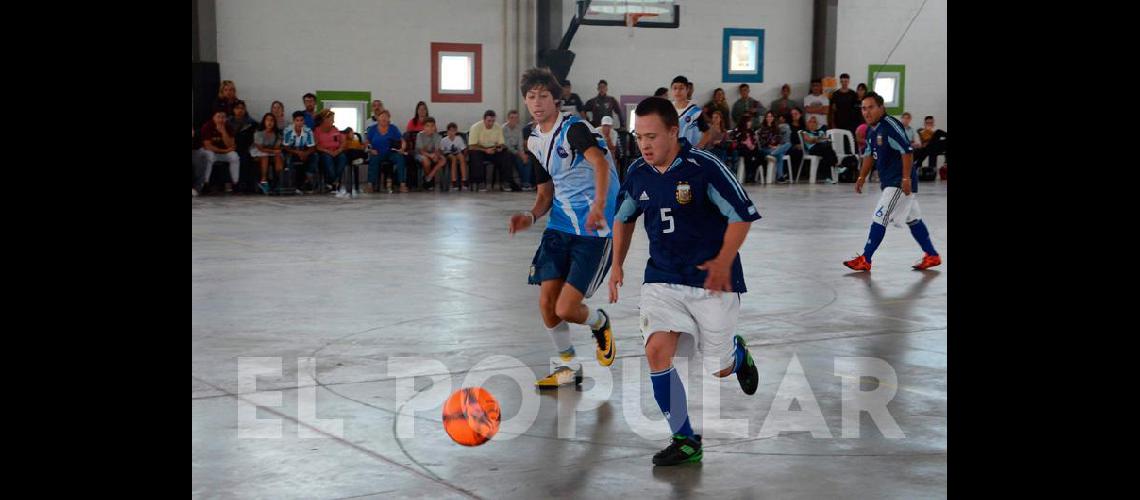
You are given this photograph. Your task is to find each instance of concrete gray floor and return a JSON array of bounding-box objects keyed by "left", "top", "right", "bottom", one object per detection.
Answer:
[{"left": 192, "top": 180, "right": 947, "bottom": 499}]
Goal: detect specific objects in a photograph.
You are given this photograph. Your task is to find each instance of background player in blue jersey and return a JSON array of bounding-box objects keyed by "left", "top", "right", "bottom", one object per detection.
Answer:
[
  {"left": 844, "top": 93, "right": 942, "bottom": 272},
  {"left": 608, "top": 97, "right": 761, "bottom": 466},
  {"left": 669, "top": 76, "right": 707, "bottom": 147},
  {"left": 508, "top": 67, "right": 621, "bottom": 388}
]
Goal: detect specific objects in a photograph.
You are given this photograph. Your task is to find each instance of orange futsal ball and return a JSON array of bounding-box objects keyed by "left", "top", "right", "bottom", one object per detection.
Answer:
[{"left": 442, "top": 387, "right": 501, "bottom": 446}]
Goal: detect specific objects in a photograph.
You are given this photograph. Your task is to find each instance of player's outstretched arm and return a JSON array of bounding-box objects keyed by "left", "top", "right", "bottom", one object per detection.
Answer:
[
  {"left": 565, "top": 122, "right": 611, "bottom": 232},
  {"left": 582, "top": 146, "right": 610, "bottom": 232},
  {"left": 609, "top": 220, "right": 637, "bottom": 303},
  {"left": 509, "top": 181, "right": 554, "bottom": 235},
  {"left": 855, "top": 154, "right": 874, "bottom": 194},
  {"left": 900, "top": 152, "right": 914, "bottom": 195}
]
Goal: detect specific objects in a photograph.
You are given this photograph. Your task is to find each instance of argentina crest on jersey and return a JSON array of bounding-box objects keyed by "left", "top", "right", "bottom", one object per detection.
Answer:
[{"left": 675, "top": 181, "right": 692, "bottom": 204}]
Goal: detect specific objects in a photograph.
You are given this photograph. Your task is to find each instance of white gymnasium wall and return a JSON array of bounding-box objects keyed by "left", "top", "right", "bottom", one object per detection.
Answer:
[
  {"left": 214, "top": 0, "right": 526, "bottom": 131},
  {"left": 560, "top": 0, "right": 814, "bottom": 116},
  {"left": 835, "top": 0, "right": 947, "bottom": 128},
  {"left": 213, "top": 1, "right": 945, "bottom": 130}
]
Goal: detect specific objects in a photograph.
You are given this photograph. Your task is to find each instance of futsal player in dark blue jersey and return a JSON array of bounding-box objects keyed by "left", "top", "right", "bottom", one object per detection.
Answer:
[
  {"left": 843, "top": 93, "right": 941, "bottom": 272},
  {"left": 608, "top": 97, "right": 761, "bottom": 466}
]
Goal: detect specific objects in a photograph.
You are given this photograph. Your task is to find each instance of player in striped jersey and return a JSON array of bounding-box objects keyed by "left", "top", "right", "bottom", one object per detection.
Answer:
[
  {"left": 843, "top": 92, "right": 942, "bottom": 272},
  {"left": 670, "top": 75, "right": 707, "bottom": 147},
  {"left": 508, "top": 67, "right": 621, "bottom": 387}
]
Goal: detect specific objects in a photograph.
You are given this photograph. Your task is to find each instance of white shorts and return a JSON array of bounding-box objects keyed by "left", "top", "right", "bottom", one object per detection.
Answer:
[
  {"left": 872, "top": 186, "right": 923, "bottom": 228},
  {"left": 639, "top": 283, "right": 740, "bottom": 372}
]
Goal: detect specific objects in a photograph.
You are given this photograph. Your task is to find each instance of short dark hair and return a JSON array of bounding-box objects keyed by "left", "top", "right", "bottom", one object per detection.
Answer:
[
  {"left": 507, "top": 109, "right": 519, "bottom": 116},
  {"left": 810, "top": 78, "right": 822, "bottom": 85},
  {"left": 598, "top": 79, "right": 607, "bottom": 86},
  {"left": 424, "top": 117, "right": 436, "bottom": 125},
  {"left": 901, "top": 112, "right": 912, "bottom": 118},
  {"left": 520, "top": 67, "right": 564, "bottom": 99},
  {"left": 483, "top": 109, "right": 496, "bottom": 118},
  {"left": 232, "top": 99, "right": 246, "bottom": 109},
  {"left": 924, "top": 116, "right": 934, "bottom": 121},
  {"left": 738, "top": 83, "right": 750, "bottom": 90},
  {"left": 446, "top": 122, "right": 458, "bottom": 130},
  {"left": 653, "top": 87, "right": 668, "bottom": 97},
  {"left": 291, "top": 110, "right": 305, "bottom": 119},
  {"left": 862, "top": 92, "right": 884, "bottom": 107},
  {"left": 840, "top": 73, "right": 850, "bottom": 79},
  {"left": 634, "top": 97, "right": 679, "bottom": 130},
  {"left": 303, "top": 93, "right": 316, "bottom": 100},
  {"left": 856, "top": 83, "right": 868, "bottom": 91},
  {"left": 671, "top": 75, "right": 689, "bottom": 85}
]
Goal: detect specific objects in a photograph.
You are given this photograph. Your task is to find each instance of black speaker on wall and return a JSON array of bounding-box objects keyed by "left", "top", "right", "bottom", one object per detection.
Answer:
[{"left": 192, "top": 61, "right": 220, "bottom": 130}]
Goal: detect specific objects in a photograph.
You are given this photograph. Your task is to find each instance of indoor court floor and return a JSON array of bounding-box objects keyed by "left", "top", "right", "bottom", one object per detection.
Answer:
[{"left": 192, "top": 180, "right": 947, "bottom": 499}]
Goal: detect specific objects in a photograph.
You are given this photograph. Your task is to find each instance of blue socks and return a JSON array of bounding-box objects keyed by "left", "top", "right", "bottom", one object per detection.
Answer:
[
  {"left": 863, "top": 222, "right": 887, "bottom": 262},
  {"left": 908, "top": 220, "right": 938, "bottom": 256},
  {"left": 650, "top": 366, "right": 694, "bottom": 437}
]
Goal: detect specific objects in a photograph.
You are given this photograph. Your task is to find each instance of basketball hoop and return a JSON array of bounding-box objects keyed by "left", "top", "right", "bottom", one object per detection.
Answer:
[{"left": 625, "top": 12, "right": 658, "bottom": 37}]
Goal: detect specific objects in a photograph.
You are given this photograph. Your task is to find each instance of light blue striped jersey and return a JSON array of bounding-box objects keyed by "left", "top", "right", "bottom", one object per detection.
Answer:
[{"left": 527, "top": 113, "right": 620, "bottom": 238}]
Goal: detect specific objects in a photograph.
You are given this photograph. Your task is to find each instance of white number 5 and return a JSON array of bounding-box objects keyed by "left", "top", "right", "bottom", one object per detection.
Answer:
[{"left": 661, "top": 208, "right": 675, "bottom": 234}]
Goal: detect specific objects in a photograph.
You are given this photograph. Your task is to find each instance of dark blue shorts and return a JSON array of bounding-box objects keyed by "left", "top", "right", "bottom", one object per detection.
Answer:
[{"left": 528, "top": 229, "right": 613, "bottom": 298}]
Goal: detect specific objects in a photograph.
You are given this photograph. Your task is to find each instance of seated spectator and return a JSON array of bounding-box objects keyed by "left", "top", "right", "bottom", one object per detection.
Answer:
[
  {"left": 228, "top": 100, "right": 259, "bottom": 191},
  {"left": 728, "top": 112, "right": 760, "bottom": 181},
  {"left": 913, "top": 115, "right": 949, "bottom": 171},
  {"left": 770, "top": 83, "right": 797, "bottom": 122},
  {"left": 801, "top": 116, "right": 838, "bottom": 183},
  {"left": 599, "top": 115, "right": 620, "bottom": 163},
  {"left": 415, "top": 117, "right": 448, "bottom": 191},
  {"left": 406, "top": 101, "right": 430, "bottom": 135},
  {"left": 270, "top": 100, "right": 287, "bottom": 133},
  {"left": 468, "top": 110, "right": 520, "bottom": 192},
  {"left": 213, "top": 80, "right": 238, "bottom": 117},
  {"left": 707, "top": 87, "right": 733, "bottom": 129},
  {"left": 697, "top": 109, "right": 729, "bottom": 164},
  {"left": 365, "top": 109, "right": 408, "bottom": 193},
  {"left": 803, "top": 79, "right": 830, "bottom": 129},
  {"left": 251, "top": 113, "right": 284, "bottom": 194},
  {"left": 365, "top": 100, "right": 386, "bottom": 129},
  {"left": 732, "top": 83, "right": 765, "bottom": 129},
  {"left": 440, "top": 122, "right": 469, "bottom": 191},
  {"left": 559, "top": 81, "right": 587, "bottom": 119},
  {"left": 756, "top": 111, "right": 793, "bottom": 183},
  {"left": 297, "top": 92, "right": 317, "bottom": 129},
  {"left": 787, "top": 107, "right": 807, "bottom": 174},
  {"left": 282, "top": 110, "right": 319, "bottom": 190},
  {"left": 195, "top": 109, "right": 241, "bottom": 193},
  {"left": 900, "top": 112, "right": 918, "bottom": 148},
  {"left": 584, "top": 80, "right": 624, "bottom": 129},
  {"left": 502, "top": 110, "right": 534, "bottom": 190},
  {"left": 314, "top": 109, "right": 347, "bottom": 192},
  {"left": 341, "top": 127, "right": 367, "bottom": 194}
]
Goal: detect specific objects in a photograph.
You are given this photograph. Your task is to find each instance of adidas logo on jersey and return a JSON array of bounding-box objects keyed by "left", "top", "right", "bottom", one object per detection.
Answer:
[{"left": 639, "top": 191, "right": 650, "bottom": 201}]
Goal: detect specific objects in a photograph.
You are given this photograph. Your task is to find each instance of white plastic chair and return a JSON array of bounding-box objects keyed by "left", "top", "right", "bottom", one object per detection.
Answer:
[
  {"left": 736, "top": 151, "right": 767, "bottom": 184},
  {"left": 827, "top": 129, "right": 857, "bottom": 181},
  {"left": 797, "top": 130, "right": 822, "bottom": 183}
]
